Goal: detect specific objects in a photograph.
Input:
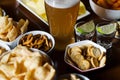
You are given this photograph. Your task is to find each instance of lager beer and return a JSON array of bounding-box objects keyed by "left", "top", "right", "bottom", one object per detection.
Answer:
[{"left": 45, "top": 0, "right": 80, "bottom": 50}]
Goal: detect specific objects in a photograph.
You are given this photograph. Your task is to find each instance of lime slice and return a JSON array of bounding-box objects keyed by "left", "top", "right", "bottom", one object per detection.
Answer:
[
  {"left": 76, "top": 20, "right": 95, "bottom": 34},
  {"left": 96, "top": 23, "right": 116, "bottom": 34}
]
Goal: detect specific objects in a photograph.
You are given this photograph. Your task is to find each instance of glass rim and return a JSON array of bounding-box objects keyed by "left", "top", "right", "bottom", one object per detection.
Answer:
[{"left": 74, "top": 21, "right": 85, "bottom": 29}]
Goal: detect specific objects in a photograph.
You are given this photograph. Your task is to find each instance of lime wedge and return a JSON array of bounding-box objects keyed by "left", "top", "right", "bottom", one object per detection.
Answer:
[
  {"left": 76, "top": 20, "right": 95, "bottom": 34},
  {"left": 96, "top": 23, "right": 116, "bottom": 34}
]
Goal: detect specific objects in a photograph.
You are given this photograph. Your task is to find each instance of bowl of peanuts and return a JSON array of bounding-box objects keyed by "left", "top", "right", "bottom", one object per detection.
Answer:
[
  {"left": 89, "top": 0, "right": 120, "bottom": 20},
  {"left": 17, "top": 30, "right": 55, "bottom": 53},
  {"left": 64, "top": 40, "right": 107, "bottom": 72}
]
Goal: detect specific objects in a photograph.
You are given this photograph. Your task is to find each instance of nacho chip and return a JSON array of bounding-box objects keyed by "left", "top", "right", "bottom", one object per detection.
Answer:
[{"left": 7, "top": 26, "right": 18, "bottom": 41}]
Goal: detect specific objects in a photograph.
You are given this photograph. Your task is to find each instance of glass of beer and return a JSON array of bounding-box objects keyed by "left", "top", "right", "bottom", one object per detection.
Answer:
[{"left": 45, "top": 0, "right": 80, "bottom": 50}]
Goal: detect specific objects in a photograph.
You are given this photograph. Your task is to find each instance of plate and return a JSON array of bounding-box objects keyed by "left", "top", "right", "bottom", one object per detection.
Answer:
[
  {"left": 17, "top": 0, "right": 90, "bottom": 25},
  {"left": 77, "top": 11, "right": 90, "bottom": 20}
]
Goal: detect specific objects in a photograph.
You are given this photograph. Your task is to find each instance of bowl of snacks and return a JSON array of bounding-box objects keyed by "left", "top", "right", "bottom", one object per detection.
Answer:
[
  {"left": 58, "top": 73, "right": 90, "bottom": 80},
  {"left": 17, "top": 30, "right": 55, "bottom": 53},
  {"left": 89, "top": 0, "right": 120, "bottom": 20},
  {"left": 64, "top": 40, "right": 106, "bottom": 72},
  {"left": 0, "top": 45, "right": 56, "bottom": 80},
  {"left": 0, "top": 16, "right": 29, "bottom": 49}
]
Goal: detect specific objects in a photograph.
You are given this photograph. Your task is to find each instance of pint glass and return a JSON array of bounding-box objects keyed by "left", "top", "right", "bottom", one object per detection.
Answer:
[{"left": 45, "top": 0, "right": 80, "bottom": 50}]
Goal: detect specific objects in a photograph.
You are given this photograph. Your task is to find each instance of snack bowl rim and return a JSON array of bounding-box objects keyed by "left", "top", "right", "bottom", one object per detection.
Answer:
[
  {"left": 17, "top": 30, "right": 55, "bottom": 53},
  {"left": 58, "top": 73, "right": 90, "bottom": 80},
  {"left": 0, "top": 42, "right": 11, "bottom": 51},
  {"left": 0, "top": 7, "right": 6, "bottom": 16},
  {"left": 0, "top": 34, "right": 23, "bottom": 49},
  {"left": 64, "top": 40, "right": 106, "bottom": 72}
]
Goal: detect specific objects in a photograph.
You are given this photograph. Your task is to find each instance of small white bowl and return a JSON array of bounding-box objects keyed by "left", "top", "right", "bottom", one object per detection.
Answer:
[
  {"left": 64, "top": 40, "right": 106, "bottom": 72},
  {"left": 89, "top": 0, "right": 120, "bottom": 20},
  {"left": 0, "top": 20, "right": 27, "bottom": 49},
  {"left": 17, "top": 30, "right": 55, "bottom": 53}
]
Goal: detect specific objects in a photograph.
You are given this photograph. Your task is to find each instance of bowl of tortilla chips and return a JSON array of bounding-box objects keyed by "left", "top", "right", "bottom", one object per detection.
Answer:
[
  {"left": 0, "top": 16, "right": 29, "bottom": 49},
  {"left": 0, "top": 45, "right": 55, "bottom": 80}
]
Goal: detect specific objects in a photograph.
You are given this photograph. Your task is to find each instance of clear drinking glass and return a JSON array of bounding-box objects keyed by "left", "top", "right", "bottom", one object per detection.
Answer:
[
  {"left": 44, "top": 0, "right": 80, "bottom": 50},
  {"left": 74, "top": 21, "right": 95, "bottom": 41},
  {"left": 96, "top": 22, "right": 117, "bottom": 49}
]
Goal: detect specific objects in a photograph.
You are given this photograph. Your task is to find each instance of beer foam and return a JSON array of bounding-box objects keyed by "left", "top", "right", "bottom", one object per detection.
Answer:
[{"left": 45, "top": 0, "right": 80, "bottom": 8}]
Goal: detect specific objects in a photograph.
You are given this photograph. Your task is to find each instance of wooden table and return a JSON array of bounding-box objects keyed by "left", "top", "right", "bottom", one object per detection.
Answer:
[{"left": 1, "top": 0, "right": 120, "bottom": 80}]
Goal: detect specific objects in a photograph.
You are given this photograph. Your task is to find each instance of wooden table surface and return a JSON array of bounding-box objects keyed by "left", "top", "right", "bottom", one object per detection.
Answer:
[{"left": 1, "top": 0, "right": 120, "bottom": 80}]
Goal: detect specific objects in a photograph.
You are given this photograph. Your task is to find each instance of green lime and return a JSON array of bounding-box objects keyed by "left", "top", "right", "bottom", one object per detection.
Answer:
[
  {"left": 76, "top": 20, "right": 95, "bottom": 34},
  {"left": 96, "top": 23, "right": 116, "bottom": 34}
]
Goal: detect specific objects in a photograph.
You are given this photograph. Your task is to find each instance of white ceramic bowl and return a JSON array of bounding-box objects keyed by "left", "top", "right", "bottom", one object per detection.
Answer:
[
  {"left": 0, "top": 20, "right": 26, "bottom": 49},
  {"left": 17, "top": 30, "right": 55, "bottom": 53},
  {"left": 64, "top": 40, "right": 106, "bottom": 72},
  {"left": 89, "top": 0, "right": 120, "bottom": 20}
]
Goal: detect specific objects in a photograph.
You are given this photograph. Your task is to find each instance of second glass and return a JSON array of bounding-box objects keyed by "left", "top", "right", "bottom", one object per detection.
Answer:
[
  {"left": 96, "top": 22, "right": 117, "bottom": 49},
  {"left": 45, "top": 0, "right": 80, "bottom": 50}
]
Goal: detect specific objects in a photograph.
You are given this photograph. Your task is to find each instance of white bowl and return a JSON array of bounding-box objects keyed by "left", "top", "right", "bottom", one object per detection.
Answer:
[
  {"left": 17, "top": 30, "right": 55, "bottom": 53},
  {"left": 89, "top": 0, "right": 120, "bottom": 20},
  {"left": 0, "top": 19, "right": 27, "bottom": 49},
  {"left": 64, "top": 40, "right": 106, "bottom": 72}
]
